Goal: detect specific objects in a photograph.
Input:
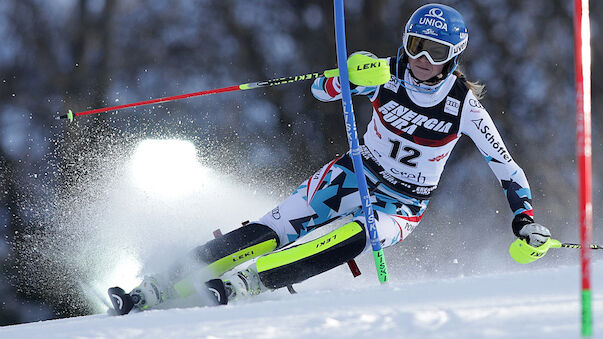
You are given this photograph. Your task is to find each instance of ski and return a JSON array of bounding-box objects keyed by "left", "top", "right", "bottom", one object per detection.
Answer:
[{"left": 107, "top": 279, "right": 228, "bottom": 316}]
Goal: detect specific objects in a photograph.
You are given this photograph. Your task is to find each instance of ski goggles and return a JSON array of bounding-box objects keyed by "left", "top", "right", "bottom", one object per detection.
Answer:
[{"left": 403, "top": 33, "right": 463, "bottom": 65}]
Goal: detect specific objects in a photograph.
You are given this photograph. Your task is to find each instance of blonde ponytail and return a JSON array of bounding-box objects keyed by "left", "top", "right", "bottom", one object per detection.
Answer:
[{"left": 453, "top": 69, "right": 486, "bottom": 100}]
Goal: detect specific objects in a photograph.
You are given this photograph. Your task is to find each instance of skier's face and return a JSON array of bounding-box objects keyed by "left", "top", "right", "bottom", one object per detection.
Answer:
[{"left": 408, "top": 56, "right": 445, "bottom": 81}]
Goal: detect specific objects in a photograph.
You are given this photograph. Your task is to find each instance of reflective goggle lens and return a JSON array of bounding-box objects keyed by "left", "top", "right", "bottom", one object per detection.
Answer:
[{"left": 405, "top": 36, "right": 450, "bottom": 63}]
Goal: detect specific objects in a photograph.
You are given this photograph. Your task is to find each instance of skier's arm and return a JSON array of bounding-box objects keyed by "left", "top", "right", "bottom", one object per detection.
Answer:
[
  {"left": 311, "top": 75, "right": 377, "bottom": 102},
  {"left": 460, "top": 92, "right": 536, "bottom": 221},
  {"left": 311, "top": 52, "right": 390, "bottom": 102},
  {"left": 460, "top": 94, "right": 553, "bottom": 248}
]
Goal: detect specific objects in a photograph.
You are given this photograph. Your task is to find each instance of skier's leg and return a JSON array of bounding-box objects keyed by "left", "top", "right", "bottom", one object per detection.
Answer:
[
  {"left": 360, "top": 191, "right": 429, "bottom": 248},
  {"left": 222, "top": 220, "right": 367, "bottom": 299},
  {"left": 258, "top": 154, "right": 365, "bottom": 247},
  {"left": 181, "top": 188, "right": 426, "bottom": 294},
  {"left": 130, "top": 222, "right": 280, "bottom": 309},
  {"left": 131, "top": 154, "right": 362, "bottom": 309},
  {"left": 173, "top": 154, "right": 364, "bottom": 294},
  {"left": 188, "top": 223, "right": 280, "bottom": 277},
  {"left": 189, "top": 153, "right": 361, "bottom": 275},
  {"left": 256, "top": 203, "right": 426, "bottom": 290},
  {"left": 223, "top": 194, "right": 429, "bottom": 299}
]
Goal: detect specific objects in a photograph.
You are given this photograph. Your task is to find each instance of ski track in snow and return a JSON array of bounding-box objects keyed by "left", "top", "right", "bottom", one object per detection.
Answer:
[{"left": 1, "top": 262, "right": 601, "bottom": 339}]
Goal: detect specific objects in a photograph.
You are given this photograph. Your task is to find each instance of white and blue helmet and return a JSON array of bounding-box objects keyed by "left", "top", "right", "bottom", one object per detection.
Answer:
[{"left": 396, "top": 3, "right": 468, "bottom": 88}]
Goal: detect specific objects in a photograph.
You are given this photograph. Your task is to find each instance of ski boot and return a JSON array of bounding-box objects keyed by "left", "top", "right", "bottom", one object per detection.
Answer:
[
  {"left": 108, "top": 275, "right": 174, "bottom": 315},
  {"left": 222, "top": 265, "right": 269, "bottom": 301},
  {"left": 108, "top": 286, "right": 135, "bottom": 315},
  {"left": 128, "top": 275, "right": 176, "bottom": 311}
]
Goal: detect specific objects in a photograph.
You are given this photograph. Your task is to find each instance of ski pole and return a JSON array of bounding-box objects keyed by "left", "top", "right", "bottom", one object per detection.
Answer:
[
  {"left": 333, "top": 0, "right": 388, "bottom": 283},
  {"left": 552, "top": 242, "right": 603, "bottom": 250},
  {"left": 58, "top": 72, "right": 323, "bottom": 122},
  {"left": 57, "top": 53, "right": 388, "bottom": 122}
]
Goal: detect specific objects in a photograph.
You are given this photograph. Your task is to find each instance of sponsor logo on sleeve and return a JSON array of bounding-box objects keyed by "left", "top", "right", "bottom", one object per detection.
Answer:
[
  {"left": 471, "top": 118, "right": 512, "bottom": 163},
  {"left": 468, "top": 98, "right": 484, "bottom": 113}
]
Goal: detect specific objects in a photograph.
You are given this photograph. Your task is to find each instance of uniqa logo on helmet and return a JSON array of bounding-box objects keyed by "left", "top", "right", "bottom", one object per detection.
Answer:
[
  {"left": 418, "top": 17, "right": 448, "bottom": 30},
  {"left": 419, "top": 8, "right": 448, "bottom": 30}
]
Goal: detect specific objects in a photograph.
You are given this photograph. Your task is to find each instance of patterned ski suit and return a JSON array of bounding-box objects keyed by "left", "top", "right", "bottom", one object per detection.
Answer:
[{"left": 257, "top": 58, "right": 533, "bottom": 253}]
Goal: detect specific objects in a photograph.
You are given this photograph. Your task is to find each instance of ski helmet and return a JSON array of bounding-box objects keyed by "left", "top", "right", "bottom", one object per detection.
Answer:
[
  {"left": 395, "top": 4, "right": 468, "bottom": 92},
  {"left": 402, "top": 3, "right": 468, "bottom": 66}
]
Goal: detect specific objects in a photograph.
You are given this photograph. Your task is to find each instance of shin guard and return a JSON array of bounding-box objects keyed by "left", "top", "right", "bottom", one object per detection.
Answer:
[
  {"left": 173, "top": 223, "right": 279, "bottom": 297},
  {"left": 192, "top": 223, "right": 280, "bottom": 277},
  {"left": 255, "top": 221, "right": 366, "bottom": 289}
]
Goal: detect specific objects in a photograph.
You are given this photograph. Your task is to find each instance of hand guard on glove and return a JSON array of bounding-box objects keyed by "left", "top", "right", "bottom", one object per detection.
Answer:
[
  {"left": 347, "top": 51, "right": 390, "bottom": 87},
  {"left": 324, "top": 51, "right": 390, "bottom": 87},
  {"left": 512, "top": 214, "right": 551, "bottom": 247}
]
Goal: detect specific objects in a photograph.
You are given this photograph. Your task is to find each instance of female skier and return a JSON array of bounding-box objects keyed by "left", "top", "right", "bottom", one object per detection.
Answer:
[{"left": 109, "top": 3, "right": 552, "bottom": 314}]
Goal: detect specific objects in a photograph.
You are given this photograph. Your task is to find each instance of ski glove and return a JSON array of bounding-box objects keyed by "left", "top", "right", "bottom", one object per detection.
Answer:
[
  {"left": 512, "top": 214, "right": 551, "bottom": 247},
  {"left": 324, "top": 51, "right": 390, "bottom": 87},
  {"left": 347, "top": 51, "right": 390, "bottom": 86}
]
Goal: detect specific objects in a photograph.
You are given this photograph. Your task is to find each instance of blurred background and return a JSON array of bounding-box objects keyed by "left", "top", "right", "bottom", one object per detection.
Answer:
[{"left": 0, "top": 0, "right": 601, "bottom": 325}]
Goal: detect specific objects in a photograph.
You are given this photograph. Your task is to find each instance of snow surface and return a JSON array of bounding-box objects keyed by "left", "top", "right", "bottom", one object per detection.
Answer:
[{"left": 1, "top": 261, "right": 601, "bottom": 339}]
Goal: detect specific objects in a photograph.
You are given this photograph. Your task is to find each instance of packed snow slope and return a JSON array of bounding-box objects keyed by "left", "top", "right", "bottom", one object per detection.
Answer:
[{"left": 2, "top": 261, "right": 601, "bottom": 339}]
